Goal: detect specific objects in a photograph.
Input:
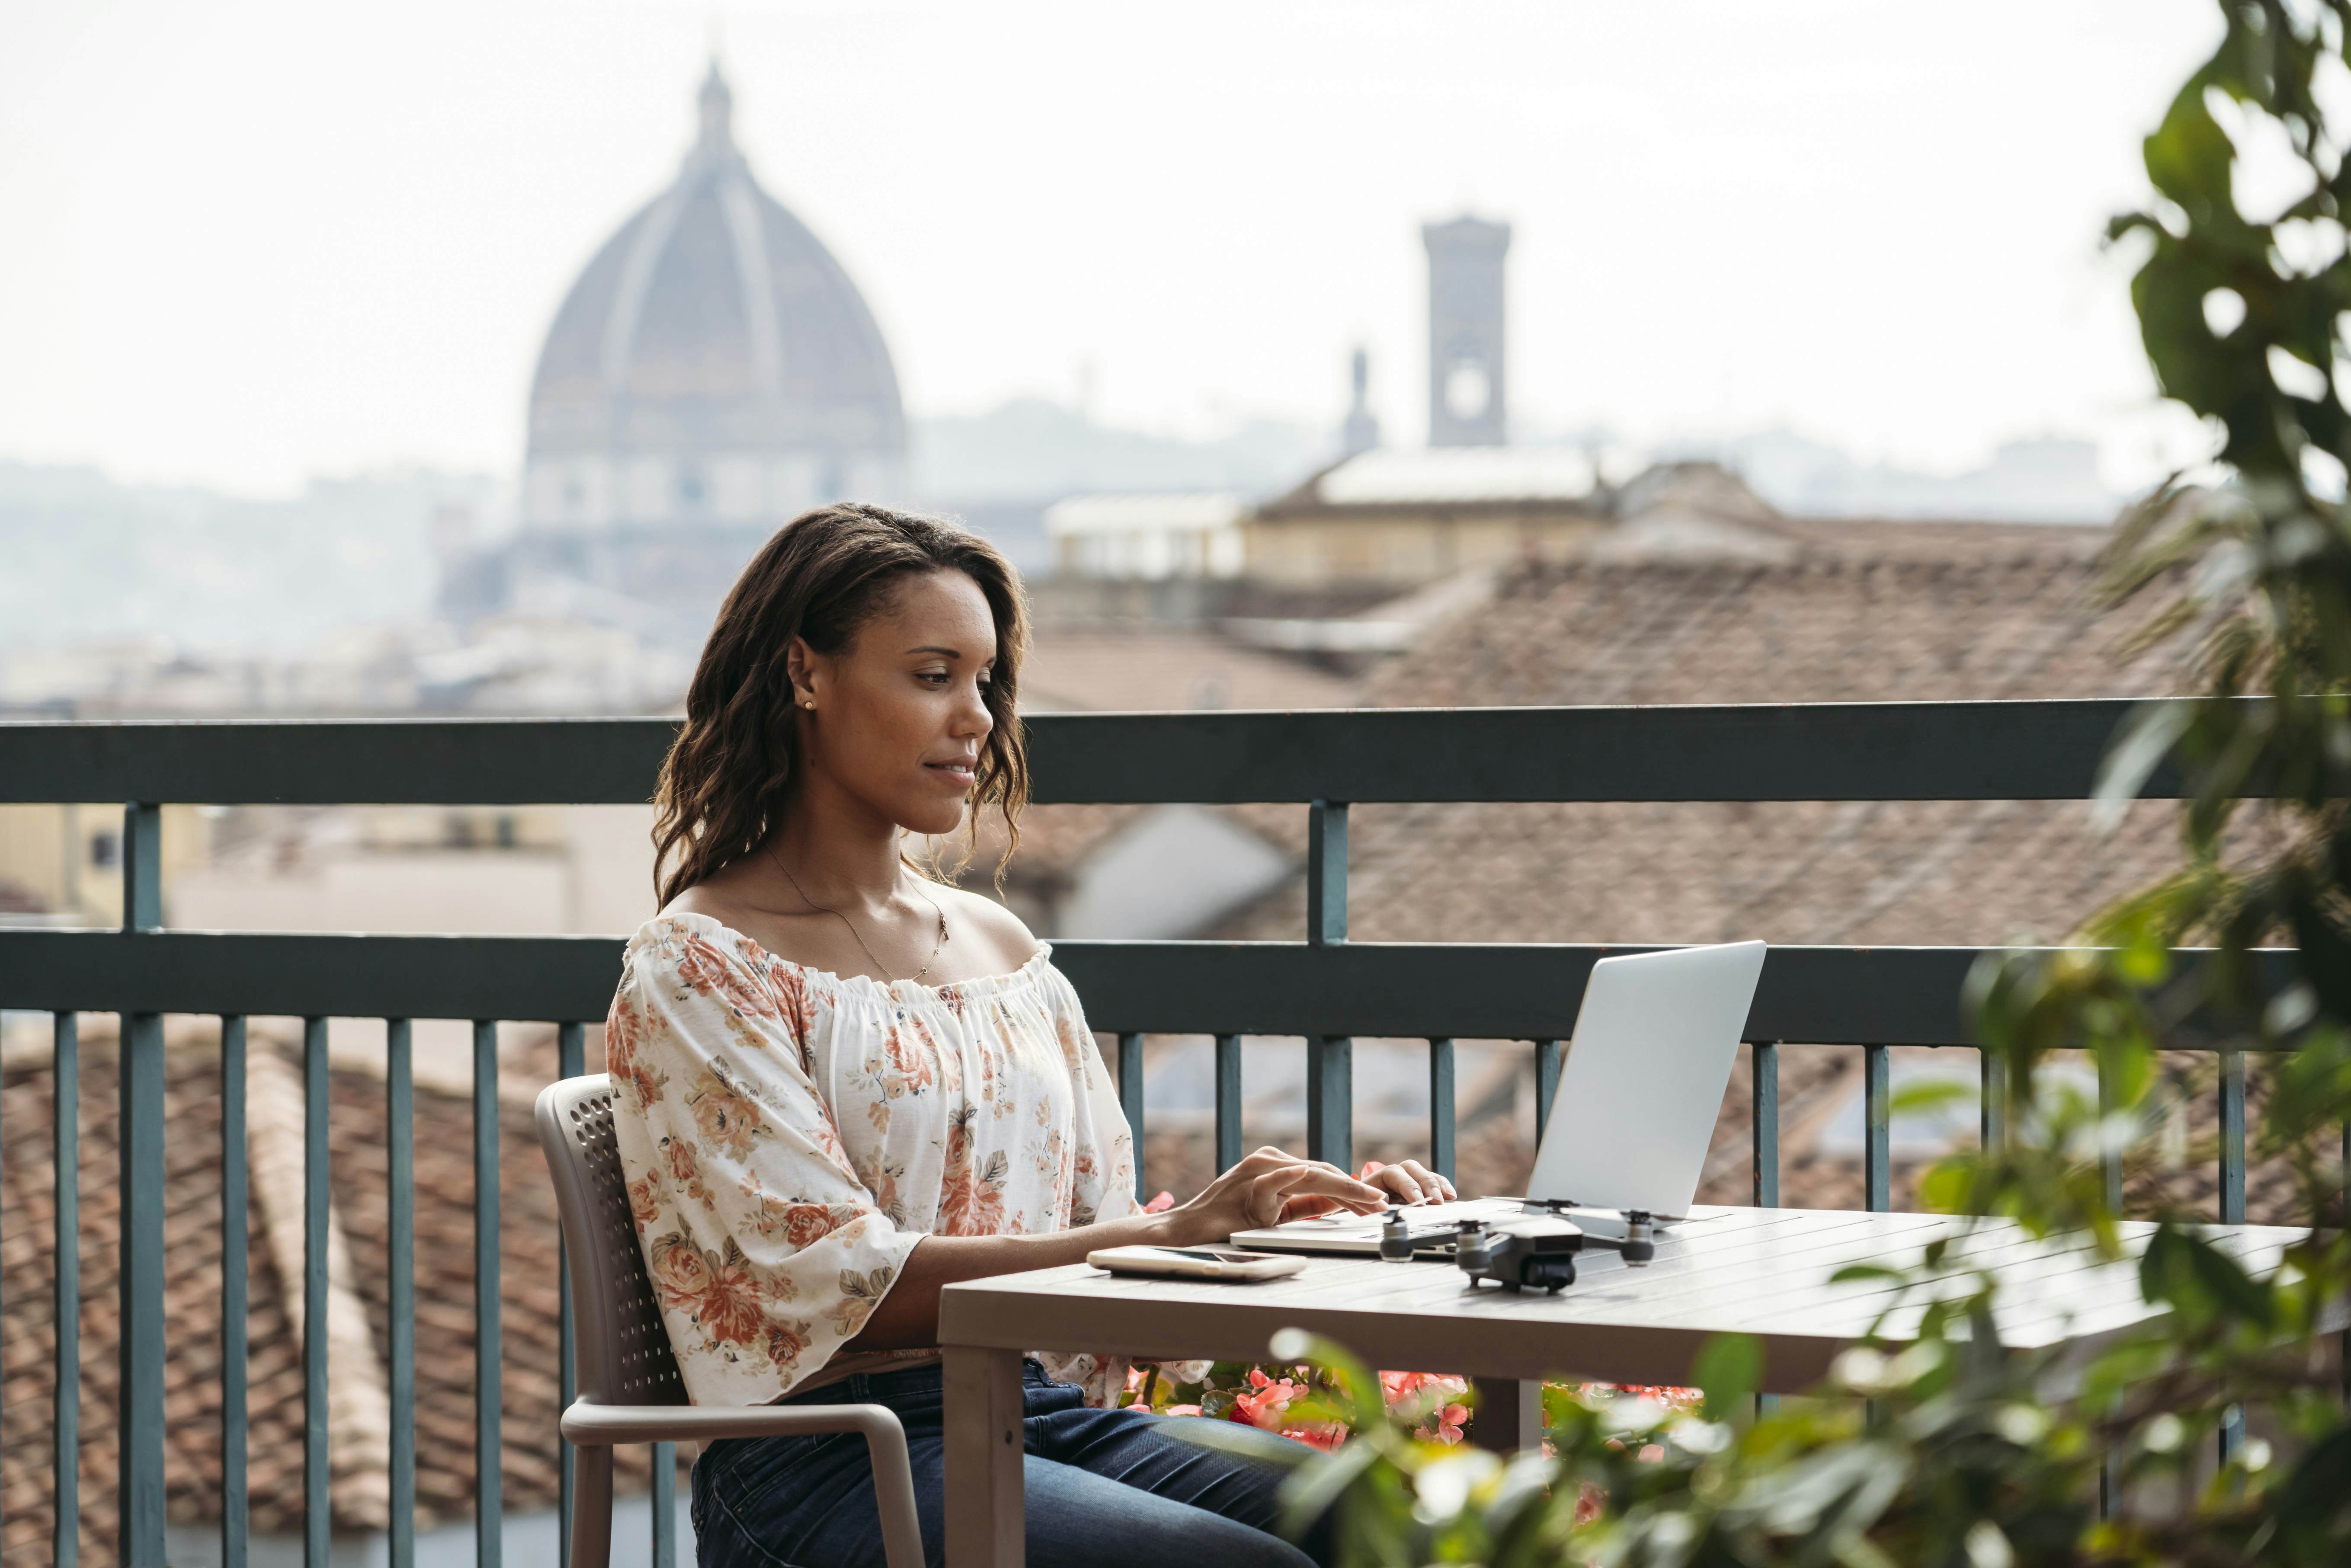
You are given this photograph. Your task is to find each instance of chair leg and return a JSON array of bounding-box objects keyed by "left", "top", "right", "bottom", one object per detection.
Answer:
[
  {"left": 862, "top": 1413, "right": 926, "bottom": 1568},
  {"left": 572, "top": 1443, "right": 615, "bottom": 1568}
]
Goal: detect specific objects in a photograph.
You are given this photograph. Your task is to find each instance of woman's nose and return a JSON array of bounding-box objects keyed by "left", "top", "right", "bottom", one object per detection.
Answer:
[{"left": 955, "top": 681, "right": 992, "bottom": 738}]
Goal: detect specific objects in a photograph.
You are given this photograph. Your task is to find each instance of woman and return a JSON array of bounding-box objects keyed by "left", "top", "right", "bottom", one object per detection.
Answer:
[{"left": 607, "top": 502, "right": 1455, "bottom": 1568}]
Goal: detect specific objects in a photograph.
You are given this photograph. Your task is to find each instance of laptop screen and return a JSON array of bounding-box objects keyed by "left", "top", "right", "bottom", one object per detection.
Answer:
[{"left": 1522, "top": 941, "right": 1765, "bottom": 1218}]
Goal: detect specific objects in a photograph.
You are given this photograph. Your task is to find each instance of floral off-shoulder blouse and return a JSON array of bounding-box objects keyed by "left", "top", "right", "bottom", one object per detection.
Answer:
[{"left": 605, "top": 911, "right": 1140, "bottom": 1406}]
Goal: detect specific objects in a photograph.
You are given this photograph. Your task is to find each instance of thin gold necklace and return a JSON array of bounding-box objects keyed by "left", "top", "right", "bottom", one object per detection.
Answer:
[{"left": 767, "top": 845, "right": 951, "bottom": 985}]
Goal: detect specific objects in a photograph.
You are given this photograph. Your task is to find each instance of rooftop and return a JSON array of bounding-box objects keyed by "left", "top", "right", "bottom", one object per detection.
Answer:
[{"left": 1301, "top": 446, "right": 1601, "bottom": 510}]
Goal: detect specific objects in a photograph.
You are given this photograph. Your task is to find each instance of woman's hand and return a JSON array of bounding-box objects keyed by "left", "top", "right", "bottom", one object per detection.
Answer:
[
  {"left": 1358, "top": 1158, "right": 1455, "bottom": 1208},
  {"left": 1155, "top": 1146, "right": 1390, "bottom": 1245}
]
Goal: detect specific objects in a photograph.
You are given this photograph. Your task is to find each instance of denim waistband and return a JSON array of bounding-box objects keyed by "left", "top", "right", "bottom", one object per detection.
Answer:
[{"left": 782, "top": 1356, "right": 1048, "bottom": 1406}]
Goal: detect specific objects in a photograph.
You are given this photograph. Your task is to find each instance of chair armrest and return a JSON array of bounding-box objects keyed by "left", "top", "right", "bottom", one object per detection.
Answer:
[
  {"left": 561, "top": 1398, "right": 908, "bottom": 1448},
  {"left": 567, "top": 1398, "right": 926, "bottom": 1568}
]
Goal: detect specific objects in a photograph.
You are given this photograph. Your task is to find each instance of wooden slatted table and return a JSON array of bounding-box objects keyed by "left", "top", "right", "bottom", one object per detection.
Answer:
[{"left": 938, "top": 1205, "right": 2313, "bottom": 1568}]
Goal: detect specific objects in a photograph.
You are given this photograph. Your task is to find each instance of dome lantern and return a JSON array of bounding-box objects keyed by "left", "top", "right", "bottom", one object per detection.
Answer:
[{"left": 694, "top": 58, "right": 736, "bottom": 162}]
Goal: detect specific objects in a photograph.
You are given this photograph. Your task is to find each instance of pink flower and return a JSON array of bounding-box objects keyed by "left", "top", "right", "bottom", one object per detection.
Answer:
[
  {"left": 1413, "top": 1403, "right": 1472, "bottom": 1445},
  {"left": 1143, "top": 1190, "right": 1176, "bottom": 1213},
  {"left": 1606, "top": 1382, "right": 1703, "bottom": 1412},
  {"left": 1162, "top": 1404, "right": 1203, "bottom": 1418},
  {"left": 1233, "top": 1372, "right": 1304, "bottom": 1431},
  {"left": 1379, "top": 1369, "right": 1466, "bottom": 1405},
  {"left": 1283, "top": 1421, "right": 1349, "bottom": 1450},
  {"left": 1381, "top": 1368, "right": 1470, "bottom": 1442}
]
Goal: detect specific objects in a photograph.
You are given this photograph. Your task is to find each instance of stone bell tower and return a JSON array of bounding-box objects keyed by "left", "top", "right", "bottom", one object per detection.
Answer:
[{"left": 1422, "top": 214, "right": 1511, "bottom": 447}]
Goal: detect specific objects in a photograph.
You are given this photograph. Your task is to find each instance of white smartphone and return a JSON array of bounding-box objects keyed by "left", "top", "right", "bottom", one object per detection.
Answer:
[{"left": 1086, "top": 1245, "right": 1310, "bottom": 1282}]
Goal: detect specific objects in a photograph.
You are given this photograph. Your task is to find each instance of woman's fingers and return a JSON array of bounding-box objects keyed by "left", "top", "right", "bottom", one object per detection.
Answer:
[
  {"left": 1245, "top": 1146, "right": 1360, "bottom": 1184},
  {"left": 1245, "top": 1163, "right": 1386, "bottom": 1227},
  {"left": 1356, "top": 1158, "right": 1456, "bottom": 1205},
  {"left": 1367, "top": 1165, "right": 1421, "bottom": 1204}
]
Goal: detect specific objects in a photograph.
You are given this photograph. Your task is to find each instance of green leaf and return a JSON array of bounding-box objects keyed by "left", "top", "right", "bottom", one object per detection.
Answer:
[
  {"left": 1691, "top": 1334, "right": 1763, "bottom": 1421},
  {"left": 1888, "top": 1079, "right": 1973, "bottom": 1117},
  {"left": 2182, "top": 1232, "right": 2277, "bottom": 1329},
  {"left": 2094, "top": 699, "right": 2194, "bottom": 829},
  {"left": 2143, "top": 74, "right": 2236, "bottom": 213},
  {"left": 1829, "top": 1264, "right": 1909, "bottom": 1286},
  {"left": 1276, "top": 1437, "right": 1381, "bottom": 1542}
]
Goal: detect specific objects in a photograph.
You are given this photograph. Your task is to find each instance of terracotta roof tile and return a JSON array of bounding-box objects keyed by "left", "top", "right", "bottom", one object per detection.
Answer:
[{"left": 1021, "top": 629, "right": 1363, "bottom": 715}]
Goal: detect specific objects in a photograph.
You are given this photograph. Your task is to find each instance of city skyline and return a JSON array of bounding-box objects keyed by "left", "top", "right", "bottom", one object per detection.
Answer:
[{"left": 3, "top": 1, "right": 2216, "bottom": 496}]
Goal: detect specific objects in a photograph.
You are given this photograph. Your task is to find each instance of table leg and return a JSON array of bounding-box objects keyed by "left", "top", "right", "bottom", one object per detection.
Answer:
[
  {"left": 944, "top": 1345, "right": 1026, "bottom": 1568},
  {"left": 1470, "top": 1378, "right": 1543, "bottom": 1453}
]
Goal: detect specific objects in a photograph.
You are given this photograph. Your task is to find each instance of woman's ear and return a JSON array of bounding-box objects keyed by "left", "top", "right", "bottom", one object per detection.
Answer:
[{"left": 785, "top": 636, "right": 822, "bottom": 712}]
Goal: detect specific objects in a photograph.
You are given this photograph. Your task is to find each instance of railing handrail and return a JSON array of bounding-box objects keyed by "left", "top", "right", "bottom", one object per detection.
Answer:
[
  {"left": 0, "top": 928, "right": 2298, "bottom": 1047},
  {"left": 0, "top": 696, "right": 2222, "bottom": 805}
]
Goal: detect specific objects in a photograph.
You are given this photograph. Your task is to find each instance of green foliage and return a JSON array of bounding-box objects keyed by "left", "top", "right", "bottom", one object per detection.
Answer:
[{"left": 1231, "top": 6, "right": 2351, "bottom": 1562}]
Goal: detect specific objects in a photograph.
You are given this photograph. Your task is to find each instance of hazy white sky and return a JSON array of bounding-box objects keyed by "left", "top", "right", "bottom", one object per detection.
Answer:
[{"left": 0, "top": 0, "right": 2218, "bottom": 496}]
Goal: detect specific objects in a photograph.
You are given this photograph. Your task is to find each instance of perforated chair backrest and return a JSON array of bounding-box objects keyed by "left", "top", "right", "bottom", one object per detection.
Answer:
[{"left": 535, "top": 1075, "right": 689, "bottom": 1408}]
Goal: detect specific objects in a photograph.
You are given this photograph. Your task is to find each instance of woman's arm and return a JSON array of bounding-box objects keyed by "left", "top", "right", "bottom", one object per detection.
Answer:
[{"left": 846, "top": 1147, "right": 1446, "bottom": 1349}]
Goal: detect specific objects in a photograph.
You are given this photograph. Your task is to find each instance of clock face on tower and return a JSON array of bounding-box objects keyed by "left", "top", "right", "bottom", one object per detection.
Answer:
[{"left": 1444, "top": 362, "right": 1493, "bottom": 422}]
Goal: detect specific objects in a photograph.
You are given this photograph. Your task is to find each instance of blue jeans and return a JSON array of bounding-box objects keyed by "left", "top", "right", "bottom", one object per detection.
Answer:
[{"left": 691, "top": 1360, "right": 1334, "bottom": 1568}]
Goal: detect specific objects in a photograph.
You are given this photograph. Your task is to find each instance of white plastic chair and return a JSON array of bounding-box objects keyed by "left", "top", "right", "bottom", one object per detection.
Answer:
[{"left": 534, "top": 1074, "right": 926, "bottom": 1568}]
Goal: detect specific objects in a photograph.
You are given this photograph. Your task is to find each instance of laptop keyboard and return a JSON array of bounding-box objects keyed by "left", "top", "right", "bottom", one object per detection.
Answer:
[{"left": 1270, "top": 1198, "right": 1522, "bottom": 1239}]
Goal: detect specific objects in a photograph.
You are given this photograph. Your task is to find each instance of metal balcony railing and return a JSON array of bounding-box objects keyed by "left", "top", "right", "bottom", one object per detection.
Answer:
[{"left": 0, "top": 699, "right": 2284, "bottom": 1567}]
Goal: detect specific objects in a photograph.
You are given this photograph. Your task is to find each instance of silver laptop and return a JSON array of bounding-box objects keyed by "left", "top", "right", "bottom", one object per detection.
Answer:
[{"left": 1229, "top": 941, "right": 1767, "bottom": 1254}]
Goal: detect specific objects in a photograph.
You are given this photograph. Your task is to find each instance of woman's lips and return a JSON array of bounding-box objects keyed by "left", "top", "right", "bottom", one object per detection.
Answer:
[{"left": 926, "top": 761, "right": 977, "bottom": 785}]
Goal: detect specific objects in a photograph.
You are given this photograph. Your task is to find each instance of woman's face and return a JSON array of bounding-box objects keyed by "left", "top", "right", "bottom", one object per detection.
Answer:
[{"left": 792, "top": 568, "right": 998, "bottom": 836}]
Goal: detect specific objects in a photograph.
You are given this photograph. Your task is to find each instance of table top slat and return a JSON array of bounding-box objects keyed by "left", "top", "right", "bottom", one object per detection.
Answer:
[{"left": 938, "top": 1209, "right": 2326, "bottom": 1392}]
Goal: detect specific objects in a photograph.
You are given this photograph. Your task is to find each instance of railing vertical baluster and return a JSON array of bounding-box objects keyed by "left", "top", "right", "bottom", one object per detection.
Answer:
[
  {"left": 2219, "top": 1051, "right": 2246, "bottom": 1225},
  {"left": 1979, "top": 1050, "right": 2006, "bottom": 1154},
  {"left": 1214, "top": 1034, "right": 1243, "bottom": 1174},
  {"left": 475, "top": 1019, "right": 502, "bottom": 1568},
  {"left": 2218, "top": 1049, "right": 2247, "bottom": 1467},
  {"left": 1308, "top": 1039, "right": 1352, "bottom": 1173},
  {"left": 53, "top": 1011, "right": 78, "bottom": 1568},
  {"left": 303, "top": 1016, "right": 329, "bottom": 1568},
  {"left": 221, "top": 1015, "right": 249, "bottom": 1568},
  {"left": 1307, "top": 801, "right": 1352, "bottom": 1171},
  {"left": 652, "top": 1441, "right": 677, "bottom": 1567},
  {"left": 557, "top": 1020, "right": 584, "bottom": 1568},
  {"left": 1428, "top": 1038, "right": 1455, "bottom": 1186},
  {"left": 1307, "top": 800, "right": 1347, "bottom": 947},
  {"left": 1751, "top": 1042, "right": 1779, "bottom": 1209},
  {"left": 120, "top": 801, "right": 166, "bottom": 1568},
  {"left": 1118, "top": 1032, "right": 1145, "bottom": 1199},
  {"left": 388, "top": 1019, "right": 416, "bottom": 1568},
  {"left": 1863, "top": 1044, "right": 1890, "bottom": 1213},
  {"left": 1533, "top": 1040, "right": 1560, "bottom": 1146},
  {"left": 2098, "top": 1050, "right": 2122, "bottom": 1215}
]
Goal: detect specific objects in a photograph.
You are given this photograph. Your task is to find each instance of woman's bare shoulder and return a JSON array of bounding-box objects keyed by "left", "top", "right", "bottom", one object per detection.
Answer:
[
  {"left": 926, "top": 880, "right": 1045, "bottom": 970},
  {"left": 659, "top": 883, "right": 736, "bottom": 926}
]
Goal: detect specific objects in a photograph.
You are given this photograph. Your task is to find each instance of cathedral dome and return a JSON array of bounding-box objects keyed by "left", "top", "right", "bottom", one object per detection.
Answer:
[{"left": 523, "top": 62, "right": 905, "bottom": 530}]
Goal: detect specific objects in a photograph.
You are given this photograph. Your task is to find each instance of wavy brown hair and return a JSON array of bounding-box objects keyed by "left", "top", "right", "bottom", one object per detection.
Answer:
[{"left": 651, "top": 502, "right": 1030, "bottom": 906}]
